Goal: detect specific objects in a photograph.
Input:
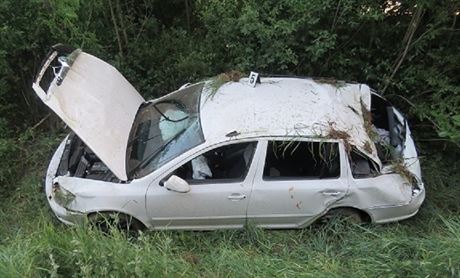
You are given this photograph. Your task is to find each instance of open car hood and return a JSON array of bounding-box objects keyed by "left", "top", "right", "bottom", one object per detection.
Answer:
[{"left": 32, "top": 46, "right": 144, "bottom": 180}]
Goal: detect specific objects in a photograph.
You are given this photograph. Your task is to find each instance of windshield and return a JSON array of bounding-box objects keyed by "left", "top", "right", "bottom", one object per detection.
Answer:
[{"left": 127, "top": 83, "right": 205, "bottom": 179}]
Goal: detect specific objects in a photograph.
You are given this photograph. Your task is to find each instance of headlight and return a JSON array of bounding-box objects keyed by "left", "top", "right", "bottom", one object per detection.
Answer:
[{"left": 52, "top": 181, "right": 76, "bottom": 208}]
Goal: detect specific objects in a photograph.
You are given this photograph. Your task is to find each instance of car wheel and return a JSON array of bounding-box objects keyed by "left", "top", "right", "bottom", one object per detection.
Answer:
[
  {"left": 88, "top": 212, "right": 144, "bottom": 233},
  {"left": 320, "top": 208, "right": 363, "bottom": 224}
]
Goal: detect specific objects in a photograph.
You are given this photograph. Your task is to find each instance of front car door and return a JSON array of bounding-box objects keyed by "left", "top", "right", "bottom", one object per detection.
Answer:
[
  {"left": 146, "top": 140, "right": 261, "bottom": 230},
  {"left": 247, "top": 139, "right": 349, "bottom": 228}
]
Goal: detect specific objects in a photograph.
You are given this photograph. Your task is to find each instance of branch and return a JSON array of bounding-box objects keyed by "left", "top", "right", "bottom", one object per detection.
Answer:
[
  {"left": 31, "top": 113, "right": 51, "bottom": 130},
  {"left": 381, "top": 6, "right": 424, "bottom": 94},
  {"left": 108, "top": 0, "right": 124, "bottom": 58},
  {"left": 116, "top": 0, "right": 129, "bottom": 46}
]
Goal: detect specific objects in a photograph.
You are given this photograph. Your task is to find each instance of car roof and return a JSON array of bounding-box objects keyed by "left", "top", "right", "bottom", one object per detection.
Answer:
[{"left": 199, "top": 77, "right": 381, "bottom": 167}]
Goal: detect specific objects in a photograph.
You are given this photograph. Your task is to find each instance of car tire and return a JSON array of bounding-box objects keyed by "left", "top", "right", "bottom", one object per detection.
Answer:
[
  {"left": 320, "top": 208, "right": 363, "bottom": 224},
  {"left": 88, "top": 212, "right": 144, "bottom": 233}
]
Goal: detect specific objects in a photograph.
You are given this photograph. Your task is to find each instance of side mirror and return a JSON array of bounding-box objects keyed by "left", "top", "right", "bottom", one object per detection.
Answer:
[{"left": 163, "top": 175, "right": 190, "bottom": 193}]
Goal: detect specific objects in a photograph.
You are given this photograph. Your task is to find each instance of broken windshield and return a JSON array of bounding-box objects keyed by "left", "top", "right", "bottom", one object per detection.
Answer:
[{"left": 127, "top": 83, "right": 205, "bottom": 179}]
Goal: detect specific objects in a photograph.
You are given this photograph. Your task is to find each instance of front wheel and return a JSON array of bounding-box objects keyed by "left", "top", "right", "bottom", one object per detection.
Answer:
[{"left": 88, "top": 212, "right": 144, "bottom": 233}]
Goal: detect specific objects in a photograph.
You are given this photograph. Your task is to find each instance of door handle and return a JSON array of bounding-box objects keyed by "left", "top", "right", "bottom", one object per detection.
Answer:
[
  {"left": 321, "top": 191, "right": 342, "bottom": 197},
  {"left": 227, "top": 193, "right": 246, "bottom": 201}
]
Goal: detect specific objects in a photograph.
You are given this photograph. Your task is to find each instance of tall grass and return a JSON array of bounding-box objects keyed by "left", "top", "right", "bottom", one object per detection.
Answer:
[
  {"left": 1, "top": 212, "right": 459, "bottom": 277},
  {"left": 0, "top": 134, "right": 459, "bottom": 277}
]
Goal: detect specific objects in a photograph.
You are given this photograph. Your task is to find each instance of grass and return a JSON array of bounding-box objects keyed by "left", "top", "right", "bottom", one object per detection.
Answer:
[
  {"left": 0, "top": 133, "right": 459, "bottom": 277},
  {"left": 205, "top": 70, "right": 244, "bottom": 102}
]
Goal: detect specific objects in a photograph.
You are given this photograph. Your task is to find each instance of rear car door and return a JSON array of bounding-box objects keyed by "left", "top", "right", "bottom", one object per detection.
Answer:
[
  {"left": 247, "top": 139, "right": 349, "bottom": 228},
  {"left": 146, "top": 141, "right": 261, "bottom": 229}
]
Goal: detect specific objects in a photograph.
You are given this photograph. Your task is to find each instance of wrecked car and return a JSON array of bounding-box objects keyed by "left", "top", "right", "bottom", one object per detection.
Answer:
[{"left": 33, "top": 45, "right": 425, "bottom": 230}]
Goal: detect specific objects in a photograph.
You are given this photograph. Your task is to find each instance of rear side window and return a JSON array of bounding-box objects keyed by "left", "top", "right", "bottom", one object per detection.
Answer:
[
  {"left": 349, "top": 148, "right": 379, "bottom": 179},
  {"left": 263, "top": 141, "right": 340, "bottom": 180}
]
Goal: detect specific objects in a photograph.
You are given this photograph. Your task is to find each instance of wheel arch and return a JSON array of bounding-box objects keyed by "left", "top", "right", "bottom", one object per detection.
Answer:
[
  {"left": 86, "top": 210, "right": 148, "bottom": 230},
  {"left": 326, "top": 206, "right": 373, "bottom": 223}
]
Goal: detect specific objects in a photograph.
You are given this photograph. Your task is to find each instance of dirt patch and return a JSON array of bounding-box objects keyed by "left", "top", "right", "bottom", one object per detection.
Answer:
[{"left": 182, "top": 251, "right": 200, "bottom": 265}]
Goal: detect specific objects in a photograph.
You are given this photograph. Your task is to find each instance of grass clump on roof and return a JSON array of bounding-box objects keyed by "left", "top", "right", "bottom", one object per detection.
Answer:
[
  {"left": 313, "top": 77, "right": 346, "bottom": 88},
  {"left": 205, "top": 70, "right": 245, "bottom": 102}
]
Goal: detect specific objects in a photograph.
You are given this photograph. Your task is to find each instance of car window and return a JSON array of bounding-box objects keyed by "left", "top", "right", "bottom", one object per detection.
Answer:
[
  {"left": 170, "top": 142, "right": 257, "bottom": 184},
  {"left": 349, "top": 148, "right": 379, "bottom": 178},
  {"left": 388, "top": 107, "right": 407, "bottom": 158},
  {"left": 263, "top": 141, "right": 340, "bottom": 180},
  {"left": 127, "top": 83, "right": 205, "bottom": 179}
]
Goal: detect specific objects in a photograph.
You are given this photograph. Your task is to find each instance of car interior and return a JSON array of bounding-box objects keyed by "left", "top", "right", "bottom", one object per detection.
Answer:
[
  {"left": 370, "top": 93, "right": 406, "bottom": 164},
  {"left": 263, "top": 141, "right": 340, "bottom": 179},
  {"left": 171, "top": 142, "right": 257, "bottom": 183}
]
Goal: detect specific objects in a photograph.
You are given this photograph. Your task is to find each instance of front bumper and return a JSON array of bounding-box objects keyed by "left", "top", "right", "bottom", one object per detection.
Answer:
[
  {"left": 45, "top": 137, "right": 85, "bottom": 225},
  {"left": 368, "top": 187, "right": 426, "bottom": 224}
]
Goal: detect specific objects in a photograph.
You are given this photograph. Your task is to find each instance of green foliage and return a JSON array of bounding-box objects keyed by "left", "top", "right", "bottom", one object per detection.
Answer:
[
  {"left": 0, "top": 119, "right": 18, "bottom": 186},
  {"left": 0, "top": 1, "right": 459, "bottom": 275},
  {"left": 0, "top": 128, "right": 60, "bottom": 194},
  {"left": 0, "top": 0, "right": 458, "bottom": 142}
]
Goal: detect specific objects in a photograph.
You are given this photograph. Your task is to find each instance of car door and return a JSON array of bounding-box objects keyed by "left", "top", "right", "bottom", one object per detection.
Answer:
[
  {"left": 145, "top": 140, "right": 261, "bottom": 230},
  {"left": 247, "top": 139, "right": 349, "bottom": 228}
]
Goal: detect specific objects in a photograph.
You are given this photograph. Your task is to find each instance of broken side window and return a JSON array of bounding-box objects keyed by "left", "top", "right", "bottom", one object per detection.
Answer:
[
  {"left": 263, "top": 141, "right": 340, "bottom": 180},
  {"left": 349, "top": 148, "right": 379, "bottom": 178},
  {"left": 371, "top": 93, "right": 405, "bottom": 164},
  {"left": 371, "top": 93, "right": 390, "bottom": 131},
  {"left": 387, "top": 107, "right": 406, "bottom": 158},
  {"left": 171, "top": 142, "right": 257, "bottom": 183}
]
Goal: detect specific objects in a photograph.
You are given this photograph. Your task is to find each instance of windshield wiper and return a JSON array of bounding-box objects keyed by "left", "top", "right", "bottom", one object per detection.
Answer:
[{"left": 129, "top": 128, "right": 187, "bottom": 178}]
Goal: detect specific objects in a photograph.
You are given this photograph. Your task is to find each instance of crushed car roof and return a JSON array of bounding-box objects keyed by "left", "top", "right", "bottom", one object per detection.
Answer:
[{"left": 200, "top": 77, "right": 381, "bottom": 167}]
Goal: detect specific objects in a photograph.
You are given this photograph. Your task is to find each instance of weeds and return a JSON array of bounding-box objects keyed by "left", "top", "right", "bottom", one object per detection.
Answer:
[
  {"left": 326, "top": 121, "right": 352, "bottom": 153},
  {"left": 391, "top": 159, "right": 417, "bottom": 185}
]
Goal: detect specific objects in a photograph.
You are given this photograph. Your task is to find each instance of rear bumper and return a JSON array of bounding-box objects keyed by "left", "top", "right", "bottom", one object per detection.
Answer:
[
  {"left": 368, "top": 187, "right": 425, "bottom": 224},
  {"left": 45, "top": 137, "right": 85, "bottom": 225}
]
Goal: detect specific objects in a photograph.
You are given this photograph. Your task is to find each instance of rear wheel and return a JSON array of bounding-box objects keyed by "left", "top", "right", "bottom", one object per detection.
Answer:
[{"left": 320, "top": 208, "right": 364, "bottom": 225}]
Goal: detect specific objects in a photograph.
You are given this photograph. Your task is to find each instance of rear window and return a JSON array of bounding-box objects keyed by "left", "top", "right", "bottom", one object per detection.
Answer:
[{"left": 263, "top": 141, "right": 340, "bottom": 180}]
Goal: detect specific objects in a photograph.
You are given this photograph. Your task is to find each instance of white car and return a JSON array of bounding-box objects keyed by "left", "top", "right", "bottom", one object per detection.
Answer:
[{"left": 33, "top": 45, "right": 425, "bottom": 230}]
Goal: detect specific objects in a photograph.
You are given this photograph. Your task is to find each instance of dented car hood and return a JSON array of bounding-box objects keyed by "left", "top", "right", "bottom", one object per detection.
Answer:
[{"left": 32, "top": 47, "right": 144, "bottom": 181}]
